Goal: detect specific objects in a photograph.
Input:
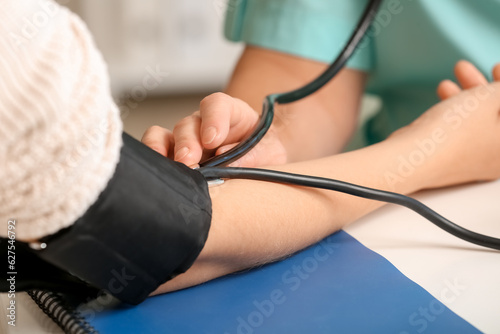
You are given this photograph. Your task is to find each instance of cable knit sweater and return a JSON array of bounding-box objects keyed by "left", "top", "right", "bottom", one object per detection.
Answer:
[{"left": 0, "top": 0, "right": 122, "bottom": 240}]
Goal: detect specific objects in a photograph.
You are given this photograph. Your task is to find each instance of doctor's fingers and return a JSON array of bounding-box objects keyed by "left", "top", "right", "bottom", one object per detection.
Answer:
[
  {"left": 172, "top": 114, "right": 205, "bottom": 166},
  {"left": 199, "top": 93, "right": 259, "bottom": 150},
  {"left": 141, "top": 125, "right": 175, "bottom": 158}
]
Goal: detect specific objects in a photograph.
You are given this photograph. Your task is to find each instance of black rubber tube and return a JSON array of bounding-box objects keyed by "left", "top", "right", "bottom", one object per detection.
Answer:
[
  {"left": 200, "top": 0, "right": 383, "bottom": 167},
  {"left": 200, "top": 167, "right": 500, "bottom": 251},
  {"left": 200, "top": 0, "right": 500, "bottom": 251}
]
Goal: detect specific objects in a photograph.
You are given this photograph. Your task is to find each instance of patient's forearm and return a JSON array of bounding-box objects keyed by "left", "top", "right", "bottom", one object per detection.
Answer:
[{"left": 152, "top": 135, "right": 429, "bottom": 295}]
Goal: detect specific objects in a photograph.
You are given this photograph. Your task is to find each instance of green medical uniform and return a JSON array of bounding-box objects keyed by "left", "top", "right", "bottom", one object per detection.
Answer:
[{"left": 225, "top": 0, "right": 500, "bottom": 144}]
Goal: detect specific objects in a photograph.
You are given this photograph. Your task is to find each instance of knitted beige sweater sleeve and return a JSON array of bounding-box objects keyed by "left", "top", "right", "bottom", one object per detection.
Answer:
[{"left": 0, "top": 0, "right": 122, "bottom": 240}]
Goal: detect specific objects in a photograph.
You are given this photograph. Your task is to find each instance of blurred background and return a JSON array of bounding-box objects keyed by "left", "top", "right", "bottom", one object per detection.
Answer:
[
  {"left": 57, "top": 0, "right": 379, "bottom": 148},
  {"left": 58, "top": 0, "right": 243, "bottom": 139}
]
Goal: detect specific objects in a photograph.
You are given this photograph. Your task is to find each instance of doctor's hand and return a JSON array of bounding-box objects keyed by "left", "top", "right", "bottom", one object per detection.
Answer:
[{"left": 141, "top": 92, "right": 288, "bottom": 168}]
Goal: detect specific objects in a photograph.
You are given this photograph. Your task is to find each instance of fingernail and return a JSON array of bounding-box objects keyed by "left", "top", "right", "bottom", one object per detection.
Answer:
[
  {"left": 202, "top": 127, "right": 217, "bottom": 145},
  {"left": 175, "top": 147, "right": 190, "bottom": 161}
]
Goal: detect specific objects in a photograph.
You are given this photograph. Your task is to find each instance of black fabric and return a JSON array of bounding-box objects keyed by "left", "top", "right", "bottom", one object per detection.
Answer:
[
  {"left": 0, "top": 238, "right": 99, "bottom": 297},
  {"left": 34, "top": 133, "right": 212, "bottom": 304}
]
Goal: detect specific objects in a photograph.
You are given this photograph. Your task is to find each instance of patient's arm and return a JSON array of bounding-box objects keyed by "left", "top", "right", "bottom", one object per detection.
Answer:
[{"left": 150, "top": 81, "right": 500, "bottom": 295}]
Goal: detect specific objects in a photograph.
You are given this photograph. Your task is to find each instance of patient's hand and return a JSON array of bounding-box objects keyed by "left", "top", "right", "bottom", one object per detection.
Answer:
[
  {"left": 391, "top": 62, "right": 500, "bottom": 189},
  {"left": 141, "top": 61, "right": 500, "bottom": 190},
  {"left": 149, "top": 62, "right": 500, "bottom": 295}
]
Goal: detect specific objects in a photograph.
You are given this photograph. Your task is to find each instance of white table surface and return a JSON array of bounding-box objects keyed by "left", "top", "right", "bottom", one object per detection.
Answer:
[
  {"left": 2, "top": 180, "right": 499, "bottom": 334},
  {"left": 345, "top": 180, "right": 500, "bottom": 334}
]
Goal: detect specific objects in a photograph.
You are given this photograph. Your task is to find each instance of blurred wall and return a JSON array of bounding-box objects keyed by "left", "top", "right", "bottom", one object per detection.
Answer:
[{"left": 58, "top": 0, "right": 242, "bottom": 96}]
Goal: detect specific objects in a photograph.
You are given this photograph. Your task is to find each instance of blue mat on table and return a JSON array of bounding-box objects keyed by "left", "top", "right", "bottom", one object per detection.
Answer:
[{"left": 83, "top": 231, "right": 479, "bottom": 334}]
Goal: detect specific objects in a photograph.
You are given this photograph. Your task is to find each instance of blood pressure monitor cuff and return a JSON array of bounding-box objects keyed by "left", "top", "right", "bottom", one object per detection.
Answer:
[{"left": 35, "top": 133, "right": 212, "bottom": 305}]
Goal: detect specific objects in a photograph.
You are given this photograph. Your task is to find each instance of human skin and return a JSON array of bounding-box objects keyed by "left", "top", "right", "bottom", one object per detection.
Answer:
[
  {"left": 143, "top": 47, "right": 367, "bottom": 168},
  {"left": 149, "top": 64, "right": 500, "bottom": 295},
  {"left": 144, "top": 47, "right": 500, "bottom": 170}
]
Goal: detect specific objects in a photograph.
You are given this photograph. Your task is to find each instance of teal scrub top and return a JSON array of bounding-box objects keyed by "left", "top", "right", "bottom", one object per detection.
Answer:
[{"left": 224, "top": 0, "right": 500, "bottom": 144}]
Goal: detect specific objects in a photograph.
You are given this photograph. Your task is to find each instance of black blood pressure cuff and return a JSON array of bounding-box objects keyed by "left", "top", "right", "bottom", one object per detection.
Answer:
[{"left": 35, "top": 133, "right": 212, "bottom": 305}]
